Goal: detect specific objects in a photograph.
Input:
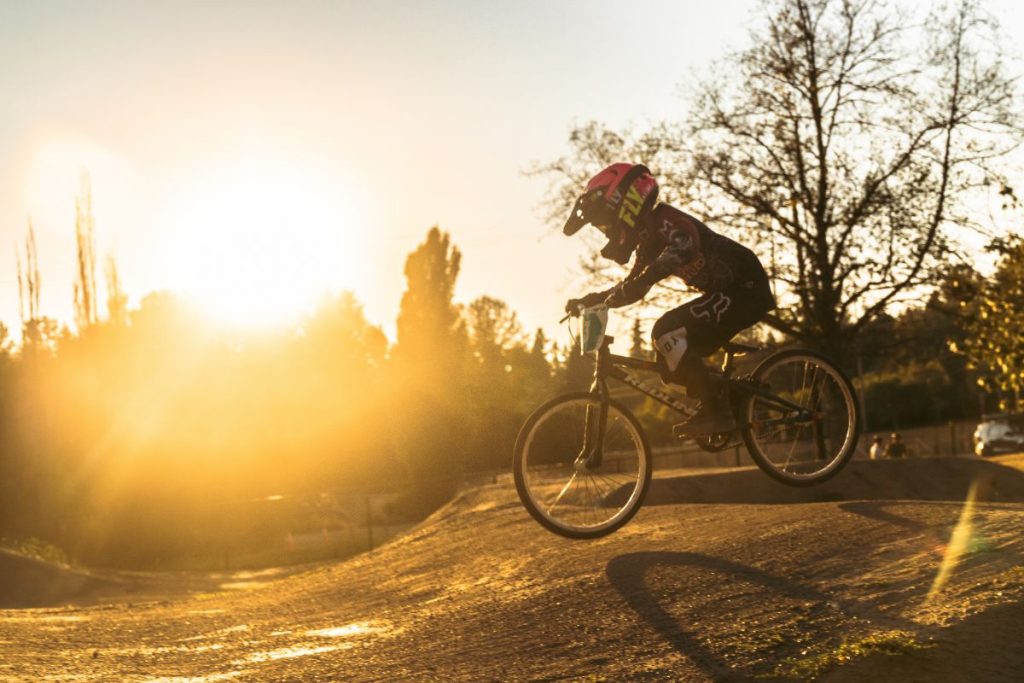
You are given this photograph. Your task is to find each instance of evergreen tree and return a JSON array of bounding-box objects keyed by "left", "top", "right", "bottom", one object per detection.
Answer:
[
  {"left": 391, "top": 227, "right": 469, "bottom": 511},
  {"left": 526, "top": 327, "right": 555, "bottom": 394},
  {"left": 394, "top": 226, "right": 465, "bottom": 378},
  {"left": 630, "top": 319, "right": 647, "bottom": 359},
  {"left": 560, "top": 342, "right": 593, "bottom": 392},
  {"left": 530, "top": 328, "right": 547, "bottom": 360}
]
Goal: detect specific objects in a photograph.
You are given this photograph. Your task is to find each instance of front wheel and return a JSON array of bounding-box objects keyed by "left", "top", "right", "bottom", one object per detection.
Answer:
[
  {"left": 739, "top": 349, "right": 860, "bottom": 486},
  {"left": 514, "top": 392, "right": 652, "bottom": 539}
]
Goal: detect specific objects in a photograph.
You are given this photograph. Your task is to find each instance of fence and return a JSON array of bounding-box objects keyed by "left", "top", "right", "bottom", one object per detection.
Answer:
[
  {"left": 16, "top": 415, "right": 982, "bottom": 572},
  {"left": 204, "top": 418, "right": 983, "bottom": 569},
  {"left": 857, "top": 419, "right": 977, "bottom": 459},
  {"left": 209, "top": 488, "right": 421, "bottom": 570}
]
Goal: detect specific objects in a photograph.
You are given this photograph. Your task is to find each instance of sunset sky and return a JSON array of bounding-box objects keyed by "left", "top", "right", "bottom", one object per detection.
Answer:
[{"left": 2, "top": 0, "right": 1022, "bottom": 341}]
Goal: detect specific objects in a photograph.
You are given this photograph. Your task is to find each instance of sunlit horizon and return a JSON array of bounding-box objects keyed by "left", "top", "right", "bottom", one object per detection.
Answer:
[
  {"left": 3, "top": 5, "right": 1024, "bottom": 681},
  {"left": 0, "top": 0, "right": 766, "bottom": 345},
  {"left": 157, "top": 154, "right": 368, "bottom": 329},
  {"left": 14, "top": 129, "right": 379, "bottom": 337},
  {"left": 2, "top": 0, "right": 1023, "bottom": 342}
]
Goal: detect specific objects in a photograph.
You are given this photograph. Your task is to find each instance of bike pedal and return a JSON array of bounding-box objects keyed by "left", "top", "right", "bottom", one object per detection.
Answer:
[
  {"left": 673, "top": 424, "right": 729, "bottom": 439},
  {"left": 735, "top": 376, "right": 770, "bottom": 392}
]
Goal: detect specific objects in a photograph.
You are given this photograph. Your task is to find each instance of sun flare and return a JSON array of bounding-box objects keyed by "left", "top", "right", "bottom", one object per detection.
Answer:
[{"left": 161, "top": 157, "right": 366, "bottom": 329}]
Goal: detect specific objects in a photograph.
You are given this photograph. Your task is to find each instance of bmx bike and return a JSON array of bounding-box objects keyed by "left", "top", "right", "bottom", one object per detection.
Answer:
[{"left": 513, "top": 307, "right": 860, "bottom": 539}]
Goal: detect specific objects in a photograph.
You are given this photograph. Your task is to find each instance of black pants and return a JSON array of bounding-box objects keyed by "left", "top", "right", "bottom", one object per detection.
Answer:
[{"left": 651, "top": 264, "right": 775, "bottom": 400}]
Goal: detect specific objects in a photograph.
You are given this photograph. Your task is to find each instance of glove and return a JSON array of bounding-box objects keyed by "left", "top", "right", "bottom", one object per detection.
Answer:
[
  {"left": 564, "top": 291, "right": 606, "bottom": 315},
  {"left": 604, "top": 285, "right": 626, "bottom": 308}
]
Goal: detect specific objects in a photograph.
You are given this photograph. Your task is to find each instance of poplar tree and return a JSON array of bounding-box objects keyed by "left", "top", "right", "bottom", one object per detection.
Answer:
[
  {"left": 73, "top": 177, "right": 98, "bottom": 331},
  {"left": 391, "top": 227, "right": 469, "bottom": 510}
]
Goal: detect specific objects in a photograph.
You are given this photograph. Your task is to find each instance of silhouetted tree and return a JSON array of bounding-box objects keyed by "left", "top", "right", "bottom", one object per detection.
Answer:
[
  {"left": 530, "top": 328, "right": 548, "bottom": 359},
  {"left": 394, "top": 227, "right": 465, "bottom": 371},
  {"left": 630, "top": 319, "right": 647, "bottom": 359},
  {"left": 465, "top": 295, "right": 523, "bottom": 370},
  {"left": 536, "top": 0, "right": 1021, "bottom": 361},
  {"left": 520, "top": 327, "right": 554, "bottom": 401},
  {"left": 104, "top": 254, "right": 128, "bottom": 326},
  {"left": 558, "top": 342, "right": 593, "bottom": 392},
  {"left": 391, "top": 227, "right": 469, "bottom": 510},
  {"left": 304, "top": 291, "right": 387, "bottom": 370},
  {"left": 16, "top": 220, "right": 41, "bottom": 331},
  {"left": 0, "top": 324, "right": 11, "bottom": 360},
  {"left": 73, "top": 176, "right": 99, "bottom": 331}
]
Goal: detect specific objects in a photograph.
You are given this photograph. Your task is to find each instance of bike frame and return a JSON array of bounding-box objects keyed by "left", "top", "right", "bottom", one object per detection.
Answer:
[{"left": 577, "top": 335, "right": 819, "bottom": 468}]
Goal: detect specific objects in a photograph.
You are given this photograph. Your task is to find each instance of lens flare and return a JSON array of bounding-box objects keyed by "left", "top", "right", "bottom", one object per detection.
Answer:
[{"left": 926, "top": 479, "right": 981, "bottom": 602}]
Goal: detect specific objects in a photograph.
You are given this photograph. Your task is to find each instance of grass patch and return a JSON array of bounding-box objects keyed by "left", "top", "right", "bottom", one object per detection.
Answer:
[
  {"left": 0, "top": 536, "right": 70, "bottom": 566},
  {"left": 771, "top": 630, "right": 933, "bottom": 680}
]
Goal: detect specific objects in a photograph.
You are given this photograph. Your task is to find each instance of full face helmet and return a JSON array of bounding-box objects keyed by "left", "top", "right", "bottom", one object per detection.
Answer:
[{"left": 562, "top": 163, "right": 659, "bottom": 264}]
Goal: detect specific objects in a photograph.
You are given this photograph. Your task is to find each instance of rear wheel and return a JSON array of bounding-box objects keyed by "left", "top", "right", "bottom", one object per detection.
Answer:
[
  {"left": 739, "top": 349, "right": 859, "bottom": 486},
  {"left": 514, "top": 392, "right": 652, "bottom": 539}
]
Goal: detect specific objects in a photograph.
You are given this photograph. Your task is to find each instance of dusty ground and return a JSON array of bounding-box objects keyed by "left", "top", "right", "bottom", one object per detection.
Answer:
[{"left": 2, "top": 455, "right": 1024, "bottom": 682}]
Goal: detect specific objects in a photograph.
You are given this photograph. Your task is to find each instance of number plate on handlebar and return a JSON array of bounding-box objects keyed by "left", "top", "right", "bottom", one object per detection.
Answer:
[{"left": 580, "top": 305, "right": 609, "bottom": 354}]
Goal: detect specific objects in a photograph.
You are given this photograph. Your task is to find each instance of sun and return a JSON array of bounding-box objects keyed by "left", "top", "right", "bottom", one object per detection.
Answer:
[{"left": 162, "top": 157, "right": 366, "bottom": 329}]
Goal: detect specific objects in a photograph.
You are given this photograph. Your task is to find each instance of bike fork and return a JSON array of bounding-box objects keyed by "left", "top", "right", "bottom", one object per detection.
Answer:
[
  {"left": 579, "top": 399, "right": 609, "bottom": 470},
  {"left": 577, "top": 341, "right": 611, "bottom": 470}
]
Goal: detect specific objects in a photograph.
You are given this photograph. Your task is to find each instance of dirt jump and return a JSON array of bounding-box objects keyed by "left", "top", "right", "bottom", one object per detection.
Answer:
[{"left": 2, "top": 454, "right": 1024, "bottom": 682}]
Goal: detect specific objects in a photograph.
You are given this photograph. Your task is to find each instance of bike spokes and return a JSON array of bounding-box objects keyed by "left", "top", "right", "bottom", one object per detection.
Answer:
[
  {"left": 514, "top": 395, "right": 651, "bottom": 538},
  {"left": 742, "top": 351, "right": 858, "bottom": 485}
]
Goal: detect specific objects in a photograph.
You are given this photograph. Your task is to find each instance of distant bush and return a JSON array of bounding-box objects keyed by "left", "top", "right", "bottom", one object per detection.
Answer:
[
  {"left": 863, "top": 361, "right": 963, "bottom": 430},
  {"left": 1, "top": 537, "right": 70, "bottom": 566}
]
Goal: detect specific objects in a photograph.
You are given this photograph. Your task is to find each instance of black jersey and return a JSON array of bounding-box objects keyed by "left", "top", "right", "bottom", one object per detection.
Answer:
[{"left": 603, "top": 204, "right": 775, "bottom": 309}]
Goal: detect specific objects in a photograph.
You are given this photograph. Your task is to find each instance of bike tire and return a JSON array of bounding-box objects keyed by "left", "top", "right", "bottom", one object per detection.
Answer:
[
  {"left": 513, "top": 392, "right": 653, "bottom": 539},
  {"left": 739, "top": 348, "right": 860, "bottom": 487}
]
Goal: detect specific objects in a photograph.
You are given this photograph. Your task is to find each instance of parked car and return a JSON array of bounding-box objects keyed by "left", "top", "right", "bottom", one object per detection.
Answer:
[{"left": 973, "top": 413, "right": 1024, "bottom": 456}]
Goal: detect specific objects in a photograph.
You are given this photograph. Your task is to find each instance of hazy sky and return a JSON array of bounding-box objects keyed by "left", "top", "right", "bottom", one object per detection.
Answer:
[{"left": 1, "top": 1, "right": 1022, "bottom": 342}]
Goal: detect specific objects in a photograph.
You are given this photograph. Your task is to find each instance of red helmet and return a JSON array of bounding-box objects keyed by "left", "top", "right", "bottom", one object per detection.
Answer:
[{"left": 562, "top": 163, "right": 659, "bottom": 264}]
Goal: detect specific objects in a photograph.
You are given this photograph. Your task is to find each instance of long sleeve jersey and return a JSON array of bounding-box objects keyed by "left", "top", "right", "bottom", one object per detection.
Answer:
[{"left": 601, "top": 203, "right": 771, "bottom": 307}]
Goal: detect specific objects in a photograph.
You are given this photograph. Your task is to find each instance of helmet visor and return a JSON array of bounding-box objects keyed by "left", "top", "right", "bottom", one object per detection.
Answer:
[
  {"left": 562, "top": 196, "right": 587, "bottom": 235},
  {"left": 562, "top": 190, "right": 613, "bottom": 236}
]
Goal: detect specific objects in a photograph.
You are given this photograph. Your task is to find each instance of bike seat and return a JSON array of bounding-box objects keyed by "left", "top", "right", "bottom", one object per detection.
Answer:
[{"left": 722, "top": 341, "right": 759, "bottom": 355}]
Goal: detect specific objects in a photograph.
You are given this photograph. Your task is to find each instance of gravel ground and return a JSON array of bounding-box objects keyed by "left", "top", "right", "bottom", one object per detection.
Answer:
[{"left": 2, "top": 457, "right": 1024, "bottom": 682}]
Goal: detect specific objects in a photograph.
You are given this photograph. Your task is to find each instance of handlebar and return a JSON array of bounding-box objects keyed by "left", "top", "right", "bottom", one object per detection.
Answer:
[{"left": 562, "top": 302, "right": 607, "bottom": 323}]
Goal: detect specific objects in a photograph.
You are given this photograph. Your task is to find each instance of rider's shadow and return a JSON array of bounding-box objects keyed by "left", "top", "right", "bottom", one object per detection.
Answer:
[
  {"left": 605, "top": 551, "right": 913, "bottom": 681},
  {"left": 607, "top": 550, "right": 1024, "bottom": 681}
]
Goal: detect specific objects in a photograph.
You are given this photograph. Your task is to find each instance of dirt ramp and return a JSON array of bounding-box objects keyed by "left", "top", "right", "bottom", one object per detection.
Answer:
[
  {"left": 0, "top": 550, "right": 125, "bottom": 608},
  {"left": 821, "top": 600, "right": 1024, "bottom": 682},
  {"left": 642, "top": 457, "right": 1024, "bottom": 506},
  {"left": 2, "top": 479, "right": 1024, "bottom": 681}
]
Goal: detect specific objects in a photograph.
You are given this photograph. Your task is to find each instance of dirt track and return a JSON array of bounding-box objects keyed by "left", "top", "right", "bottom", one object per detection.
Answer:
[{"left": 3, "top": 456, "right": 1024, "bottom": 682}]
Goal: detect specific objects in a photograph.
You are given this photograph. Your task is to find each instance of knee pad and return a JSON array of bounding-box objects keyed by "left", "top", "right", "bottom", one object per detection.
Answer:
[{"left": 653, "top": 326, "right": 688, "bottom": 372}]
